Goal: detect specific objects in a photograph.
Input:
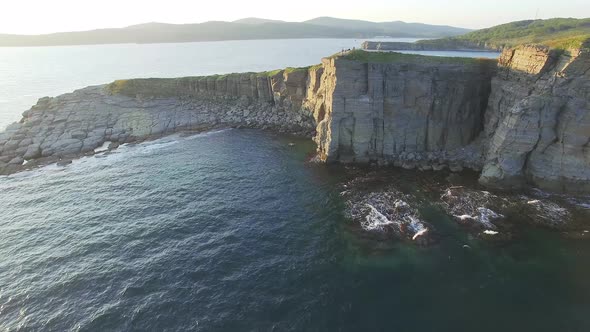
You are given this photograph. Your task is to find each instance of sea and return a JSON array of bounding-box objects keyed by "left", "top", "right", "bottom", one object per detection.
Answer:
[{"left": 2, "top": 39, "right": 590, "bottom": 331}]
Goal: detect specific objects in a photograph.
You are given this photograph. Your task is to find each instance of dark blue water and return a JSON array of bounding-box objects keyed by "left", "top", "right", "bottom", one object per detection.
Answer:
[{"left": 1, "top": 129, "right": 590, "bottom": 331}]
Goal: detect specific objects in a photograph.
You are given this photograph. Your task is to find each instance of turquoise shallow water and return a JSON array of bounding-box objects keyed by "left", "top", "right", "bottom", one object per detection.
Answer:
[{"left": 1, "top": 129, "right": 589, "bottom": 331}]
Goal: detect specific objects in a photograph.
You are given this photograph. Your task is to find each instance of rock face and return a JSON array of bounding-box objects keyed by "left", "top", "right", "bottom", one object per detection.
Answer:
[
  {"left": 1, "top": 48, "right": 588, "bottom": 194},
  {"left": 480, "top": 46, "right": 590, "bottom": 192},
  {"left": 0, "top": 70, "right": 315, "bottom": 174},
  {"left": 310, "top": 56, "right": 496, "bottom": 169}
]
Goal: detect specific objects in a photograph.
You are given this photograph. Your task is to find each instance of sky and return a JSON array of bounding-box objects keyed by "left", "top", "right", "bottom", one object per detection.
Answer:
[{"left": 1, "top": 0, "right": 589, "bottom": 34}]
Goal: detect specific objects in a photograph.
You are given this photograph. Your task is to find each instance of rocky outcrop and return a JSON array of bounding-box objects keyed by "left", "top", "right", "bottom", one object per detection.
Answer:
[
  {"left": 479, "top": 46, "right": 590, "bottom": 192},
  {"left": 0, "top": 70, "right": 315, "bottom": 174},
  {"left": 310, "top": 55, "right": 497, "bottom": 170},
  {"left": 1, "top": 48, "right": 588, "bottom": 194}
]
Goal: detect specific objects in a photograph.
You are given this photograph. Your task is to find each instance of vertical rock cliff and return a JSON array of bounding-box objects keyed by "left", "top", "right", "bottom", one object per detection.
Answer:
[
  {"left": 480, "top": 46, "right": 590, "bottom": 192},
  {"left": 309, "top": 54, "right": 497, "bottom": 166},
  {"left": 1, "top": 49, "right": 588, "bottom": 193}
]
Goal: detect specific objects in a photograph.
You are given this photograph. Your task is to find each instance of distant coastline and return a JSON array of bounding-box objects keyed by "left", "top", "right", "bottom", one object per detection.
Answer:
[{"left": 0, "top": 17, "right": 470, "bottom": 47}]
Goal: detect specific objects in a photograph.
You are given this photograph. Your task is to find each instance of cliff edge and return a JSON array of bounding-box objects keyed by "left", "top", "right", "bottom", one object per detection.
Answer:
[
  {"left": 480, "top": 46, "right": 590, "bottom": 192},
  {"left": 1, "top": 49, "right": 588, "bottom": 193},
  {"left": 0, "top": 69, "right": 316, "bottom": 174}
]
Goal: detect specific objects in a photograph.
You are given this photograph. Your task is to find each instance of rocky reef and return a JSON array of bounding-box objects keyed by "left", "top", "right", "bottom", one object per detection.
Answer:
[
  {"left": 345, "top": 188, "right": 435, "bottom": 246},
  {"left": 340, "top": 166, "right": 589, "bottom": 246},
  {"left": 0, "top": 47, "right": 589, "bottom": 194}
]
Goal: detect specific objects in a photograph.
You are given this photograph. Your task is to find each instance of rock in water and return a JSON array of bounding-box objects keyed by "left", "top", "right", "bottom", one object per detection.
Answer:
[
  {"left": 346, "top": 189, "right": 435, "bottom": 246},
  {"left": 440, "top": 187, "right": 506, "bottom": 231},
  {"left": 521, "top": 197, "right": 572, "bottom": 229}
]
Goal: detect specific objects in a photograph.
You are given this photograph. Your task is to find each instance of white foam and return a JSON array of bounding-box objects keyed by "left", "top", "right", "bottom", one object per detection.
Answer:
[
  {"left": 362, "top": 204, "right": 395, "bottom": 231},
  {"left": 183, "top": 128, "right": 232, "bottom": 141},
  {"left": 94, "top": 141, "right": 111, "bottom": 153},
  {"left": 476, "top": 207, "right": 502, "bottom": 230}
]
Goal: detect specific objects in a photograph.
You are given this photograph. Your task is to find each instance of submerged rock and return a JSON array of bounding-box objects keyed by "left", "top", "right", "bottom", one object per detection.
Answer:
[
  {"left": 440, "top": 187, "right": 507, "bottom": 232},
  {"left": 440, "top": 186, "right": 579, "bottom": 234},
  {"left": 438, "top": 186, "right": 520, "bottom": 242},
  {"left": 519, "top": 196, "right": 572, "bottom": 229},
  {"left": 346, "top": 190, "right": 435, "bottom": 246}
]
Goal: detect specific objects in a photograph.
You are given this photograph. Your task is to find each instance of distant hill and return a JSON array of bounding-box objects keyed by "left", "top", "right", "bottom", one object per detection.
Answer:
[
  {"left": 233, "top": 18, "right": 286, "bottom": 25},
  {"left": 416, "top": 18, "right": 590, "bottom": 50},
  {"left": 0, "top": 17, "right": 471, "bottom": 47},
  {"left": 304, "top": 17, "right": 470, "bottom": 37}
]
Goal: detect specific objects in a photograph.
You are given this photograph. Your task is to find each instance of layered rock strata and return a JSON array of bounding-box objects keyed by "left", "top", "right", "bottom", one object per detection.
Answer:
[
  {"left": 309, "top": 55, "right": 497, "bottom": 171},
  {"left": 480, "top": 46, "right": 590, "bottom": 192},
  {"left": 1, "top": 48, "right": 588, "bottom": 194},
  {"left": 0, "top": 70, "right": 315, "bottom": 174}
]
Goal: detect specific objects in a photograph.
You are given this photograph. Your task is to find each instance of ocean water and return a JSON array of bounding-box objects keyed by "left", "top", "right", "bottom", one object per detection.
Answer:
[
  {"left": 1, "top": 129, "right": 590, "bottom": 331},
  {"left": 0, "top": 38, "right": 498, "bottom": 130}
]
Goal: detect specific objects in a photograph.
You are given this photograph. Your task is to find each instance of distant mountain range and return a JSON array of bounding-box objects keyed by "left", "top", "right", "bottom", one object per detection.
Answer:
[{"left": 0, "top": 17, "right": 471, "bottom": 47}]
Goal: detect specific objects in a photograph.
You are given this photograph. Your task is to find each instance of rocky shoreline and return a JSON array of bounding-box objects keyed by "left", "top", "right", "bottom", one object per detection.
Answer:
[
  {"left": 0, "top": 69, "right": 317, "bottom": 175},
  {"left": 340, "top": 166, "right": 590, "bottom": 247},
  {"left": 1, "top": 46, "right": 589, "bottom": 195}
]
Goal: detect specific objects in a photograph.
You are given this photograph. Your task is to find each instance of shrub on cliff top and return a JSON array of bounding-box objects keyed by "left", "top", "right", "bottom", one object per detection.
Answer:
[{"left": 107, "top": 80, "right": 130, "bottom": 95}]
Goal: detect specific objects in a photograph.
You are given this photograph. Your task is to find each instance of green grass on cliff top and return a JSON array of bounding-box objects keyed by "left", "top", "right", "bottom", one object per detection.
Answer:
[
  {"left": 106, "top": 65, "right": 322, "bottom": 95},
  {"left": 337, "top": 49, "right": 496, "bottom": 65},
  {"left": 259, "top": 66, "right": 309, "bottom": 77},
  {"left": 419, "top": 18, "right": 590, "bottom": 50}
]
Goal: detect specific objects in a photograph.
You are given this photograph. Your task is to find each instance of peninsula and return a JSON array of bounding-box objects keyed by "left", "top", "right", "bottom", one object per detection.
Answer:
[
  {"left": 1, "top": 20, "right": 589, "bottom": 194},
  {"left": 363, "top": 17, "right": 590, "bottom": 51}
]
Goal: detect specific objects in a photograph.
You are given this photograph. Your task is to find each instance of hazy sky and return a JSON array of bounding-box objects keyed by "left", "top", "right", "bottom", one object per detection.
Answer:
[{"left": 2, "top": 0, "right": 590, "bottom": 34}]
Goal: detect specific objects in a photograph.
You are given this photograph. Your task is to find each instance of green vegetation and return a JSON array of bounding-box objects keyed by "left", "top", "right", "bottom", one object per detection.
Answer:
[
  {"left": 308, "top": 63, "right": 324, "bottom": 71},
  {"left": 257, "top": 66, "right": 311, "bottom": 77},
  {"left": 107, "top": 79, "right": 131, "bottom": 95},
  {"left": 419, "top": 18, "right": 590, "bottom": 51},
  {"left": 106, "top": 65, "right": 321, "bottom": 96},
  {"left": 106, "top": 78, "right": 184, "bottom": 96},
  {"left": 337, "top": 49, "right": 496, "bottom": 65}
]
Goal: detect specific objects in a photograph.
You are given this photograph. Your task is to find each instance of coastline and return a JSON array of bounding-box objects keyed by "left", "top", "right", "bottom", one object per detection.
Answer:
[{"left": 1, "top": 47, "right": 589, "bottom": 194}]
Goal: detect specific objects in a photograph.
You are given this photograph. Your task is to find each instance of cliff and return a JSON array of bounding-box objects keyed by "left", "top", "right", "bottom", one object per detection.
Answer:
[
  {"left": 1, "top": 49, "right": 588, "bottom": 193},
  {"left": 480, "top": 46, "right": 590, "bottom": 192},
  {"left": 0, "top": 69, "right": 315, "bottom": 174},
  {"left": 309, "top": 52, "right": 497, "bottom": 170}
]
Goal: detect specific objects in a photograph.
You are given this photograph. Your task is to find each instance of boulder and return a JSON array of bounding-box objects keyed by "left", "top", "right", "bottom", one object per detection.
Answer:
[
  {"left": 8, "top": 156, "right": 24, "bottom": 165},
  {"left": 23, "top": 145, "right": 42, "bottom": 159}
]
